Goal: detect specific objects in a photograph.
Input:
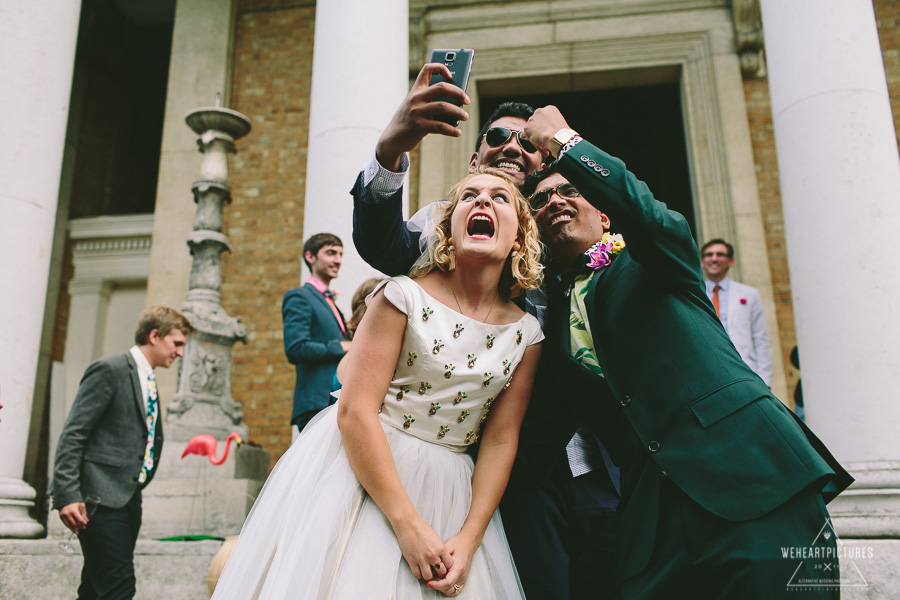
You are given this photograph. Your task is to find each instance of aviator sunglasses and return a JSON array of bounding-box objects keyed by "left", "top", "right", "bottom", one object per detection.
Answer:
[
  {"left": 529, "top": 182, "right": 582, "bottom": 213},
  {"left": 482, "top": 127, "right": 539, "bottom": 154}
]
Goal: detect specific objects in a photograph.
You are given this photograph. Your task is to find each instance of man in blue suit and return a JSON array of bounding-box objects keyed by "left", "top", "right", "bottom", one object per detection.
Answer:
[{"left": 283, "top": 233, "right": 351, "bottom": 435}]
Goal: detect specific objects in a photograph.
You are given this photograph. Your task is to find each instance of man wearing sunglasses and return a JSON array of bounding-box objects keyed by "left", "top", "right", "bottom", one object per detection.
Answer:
[
  {"left": 519, "top": 105, "right": 852, "bottom": 598},
  {"left": 351, "top": 63, "right": 545, "bottom": 276},
  {"left": 351, "top": 63, "right": 622, "bottom": 599}
]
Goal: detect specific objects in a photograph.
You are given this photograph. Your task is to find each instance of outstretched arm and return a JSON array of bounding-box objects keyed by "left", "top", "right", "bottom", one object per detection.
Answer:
[
  {"left": 525, "top": 106, "right": 702, "bottom": 287},
  {"left": 351, "top": 63, "right": 470, "bottom": 277},
  {"left": 428, "top": 343, "right": 542, "bottom": 596},
  {"left": 336, "top": 288, "right": 452, "bottom": 582}
]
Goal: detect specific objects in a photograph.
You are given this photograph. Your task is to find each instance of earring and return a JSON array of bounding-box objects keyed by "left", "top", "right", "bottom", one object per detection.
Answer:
[{"left": 512, "top": 241, "right": 522, "bottom": 252}]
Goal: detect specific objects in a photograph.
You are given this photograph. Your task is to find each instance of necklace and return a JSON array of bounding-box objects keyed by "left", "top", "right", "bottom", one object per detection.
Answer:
[{"left": 448, "top": 278, "right": 498, "bottom": 323}]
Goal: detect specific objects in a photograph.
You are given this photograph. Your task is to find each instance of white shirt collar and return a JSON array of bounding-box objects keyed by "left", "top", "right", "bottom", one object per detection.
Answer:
[
  {"left": 130, "top": 345, "right": 155, "bottom": 380},
  {"left": 705, "top": 276, "right": 731, "bottom": 293}
]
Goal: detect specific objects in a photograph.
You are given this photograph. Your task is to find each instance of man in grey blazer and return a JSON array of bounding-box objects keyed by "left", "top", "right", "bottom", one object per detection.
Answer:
[
  {"left": 701, "top": 238, "right": 774, "bottom": 387},
  {"left": 51, "top": 306, "right": 193, "bottom": 599}
]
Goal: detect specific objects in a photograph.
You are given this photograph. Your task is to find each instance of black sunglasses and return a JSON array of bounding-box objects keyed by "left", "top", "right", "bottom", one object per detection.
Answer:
[
  {"left": 482, "top": 127, "right": 539, "bottom": 154},
  {"left": 528, "top": 183, "right": 581, "bottom": 213}
]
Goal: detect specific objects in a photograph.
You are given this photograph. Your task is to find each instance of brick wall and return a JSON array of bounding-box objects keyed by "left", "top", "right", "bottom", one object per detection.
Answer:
[
  {"left": 742, "top": 75, "right": 798, "bottom": 400},
  {"left": 875, "top": 0, "right": 900, "bottom": 146},
  {"left": 224, "top": 0, "right": 317, "bottom": 468}
]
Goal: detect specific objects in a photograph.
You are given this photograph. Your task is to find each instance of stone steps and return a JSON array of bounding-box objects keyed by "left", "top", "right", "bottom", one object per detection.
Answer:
[{"left": 0, "top": 539, "right": 222, "bottom": 599}]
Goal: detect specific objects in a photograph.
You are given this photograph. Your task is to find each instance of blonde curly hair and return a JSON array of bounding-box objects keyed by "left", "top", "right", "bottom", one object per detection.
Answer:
[{"left": 410, "top": 167, "right": 543, "bottom": 298}]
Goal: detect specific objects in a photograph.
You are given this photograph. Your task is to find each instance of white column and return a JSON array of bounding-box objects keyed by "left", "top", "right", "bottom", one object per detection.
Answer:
[
  {"left": 303, "top": 0, "right": 409, "bottom": 306},
  {"left": 62, "top": 280, "right": 112, "bottom": 415},
  {"left": 760, "top": 0, "right": 900, "bottom": 536},
  {"left": 0, "top": 0, "right": 82, "bottom": 537}
]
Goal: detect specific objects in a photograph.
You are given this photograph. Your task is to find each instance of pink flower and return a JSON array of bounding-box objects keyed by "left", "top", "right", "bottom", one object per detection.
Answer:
[
  {"left": 587, "top": 249, "right": 611, "bottom": 270},
  {"left": 740, "top": 298, "right": 747, "bottom": 304}
]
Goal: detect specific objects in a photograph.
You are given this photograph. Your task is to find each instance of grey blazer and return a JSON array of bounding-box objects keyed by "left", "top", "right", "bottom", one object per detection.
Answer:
[{"left": 51, "top": 352, "right": 164, "bottom": 509}]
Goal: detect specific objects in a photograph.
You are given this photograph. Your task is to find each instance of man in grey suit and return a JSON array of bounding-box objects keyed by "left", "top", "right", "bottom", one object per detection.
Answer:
[
  {"left": 701, "top": 238, "right": 774, "bottom": 386},
  {"left": 51, "top": 306, "right": 193, "bottom": 600}
]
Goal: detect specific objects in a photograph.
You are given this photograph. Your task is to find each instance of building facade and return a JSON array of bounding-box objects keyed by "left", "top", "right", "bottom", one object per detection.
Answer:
[{"left": 3, "top": 2, "right": 900, "bottom": 569}]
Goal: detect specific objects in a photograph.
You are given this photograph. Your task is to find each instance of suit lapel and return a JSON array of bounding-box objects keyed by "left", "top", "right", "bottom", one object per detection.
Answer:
[
  {"left": 126, "top": 353, "right": 148, "bottom": 433},
  {"left": 304, "top": 282, "right": 347, "bottom": 336}
]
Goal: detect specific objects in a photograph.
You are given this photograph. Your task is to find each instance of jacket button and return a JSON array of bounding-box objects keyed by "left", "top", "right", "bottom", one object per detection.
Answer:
[
  {"left": 620, "top": 395, "right": 632, "bottom": 407},
  {"left": 580, "top": 155, "right": 589, "bottom": 162},
  {"left": 133, "top": 475, "right": 139, "bottom": 482},
  {"left": 587, "top": 160, "right": 596, "bottom": 167},
  {"left": 600, "top": 168, "right": 610, "bottom": 176},
  {"left": 648, "top": 441, "right": 661, "bottom": 453}
]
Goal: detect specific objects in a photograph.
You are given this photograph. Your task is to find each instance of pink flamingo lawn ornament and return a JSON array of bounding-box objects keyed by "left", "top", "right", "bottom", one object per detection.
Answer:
[{"left": 181, "top": 432, "right": 243, "bottom": 465}]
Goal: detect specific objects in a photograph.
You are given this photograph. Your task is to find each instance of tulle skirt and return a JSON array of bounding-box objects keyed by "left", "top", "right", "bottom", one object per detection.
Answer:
[{"left": 211, "top": 406, "right": 524, "bottom": 599}]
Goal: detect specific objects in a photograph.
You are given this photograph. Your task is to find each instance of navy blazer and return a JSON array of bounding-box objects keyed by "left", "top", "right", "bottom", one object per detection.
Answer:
[
  {"left": 282, "top": 282, "right": 348, "bottom": 429},
  {"left": 351, "top": 172, "right": 422, "bottom": 276}
]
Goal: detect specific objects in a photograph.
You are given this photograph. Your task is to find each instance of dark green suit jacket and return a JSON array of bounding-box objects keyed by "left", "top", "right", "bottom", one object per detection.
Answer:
[{"left": 516, "top": 140, "right": 852, "bottom": 580}]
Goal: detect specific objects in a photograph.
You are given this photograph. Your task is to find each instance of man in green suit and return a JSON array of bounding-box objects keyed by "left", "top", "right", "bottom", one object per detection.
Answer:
[{"left": 516, "top": 106, "right": 853, "bottom": 598}]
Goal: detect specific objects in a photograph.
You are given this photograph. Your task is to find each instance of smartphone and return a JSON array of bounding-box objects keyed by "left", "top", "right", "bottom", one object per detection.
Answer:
[{"left": 428, "top": 49, "right": 474, "bottom": 126}]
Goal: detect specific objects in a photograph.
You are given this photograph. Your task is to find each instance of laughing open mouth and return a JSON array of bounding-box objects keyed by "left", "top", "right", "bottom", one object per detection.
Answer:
[
  {"left": 494, "top": 160, "right": 523, "bottom": 173},
  {"left": 548, "top": 211, "right": 574, "bottom": 226},
  {"left": 467, "top": 214, "right": 495, "bottom": 238}
]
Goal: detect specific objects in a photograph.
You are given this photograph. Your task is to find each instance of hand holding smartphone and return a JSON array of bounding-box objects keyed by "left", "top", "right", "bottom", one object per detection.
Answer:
[{"left": 428, "top": 49, "right": 474, "bottom": 126}]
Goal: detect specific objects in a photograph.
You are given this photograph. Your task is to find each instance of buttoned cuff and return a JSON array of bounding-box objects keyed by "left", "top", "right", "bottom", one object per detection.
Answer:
[
  {"left": 361, "top": 149, "right": 409, "bottom": 202},
  {"left": 557, "top": 136, "right": 584, "bottom": 160}
]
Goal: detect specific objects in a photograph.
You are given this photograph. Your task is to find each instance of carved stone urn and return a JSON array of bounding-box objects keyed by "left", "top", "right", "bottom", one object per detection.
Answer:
[{"left": 166, "top": 105, "right": 252, "bottom": 441}]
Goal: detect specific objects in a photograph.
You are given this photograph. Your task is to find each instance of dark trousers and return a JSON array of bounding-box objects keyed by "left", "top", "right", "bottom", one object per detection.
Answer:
[
  {"left": 501, "top": 460, "right": 619, "bottom": 600},
  {"left": 620, "top": 477, "right": 839, "bottom": 599},
  {"left": 77, "top": 488, "right": 142, "bottom": 600}
]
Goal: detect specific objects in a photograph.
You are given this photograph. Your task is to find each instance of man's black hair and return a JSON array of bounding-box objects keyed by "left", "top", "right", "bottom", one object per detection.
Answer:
[
  {"left": 522, "top": 161, "right": 619, "bottom": 237},
  {"left": 521, "top": 161, "right": 560, "bottom": 198},
  {"left": 474, "top": 102, "right": 536, "bottom": 153},
  {"left": 701, "top": 238, "right": 734, "bottom": 258}
]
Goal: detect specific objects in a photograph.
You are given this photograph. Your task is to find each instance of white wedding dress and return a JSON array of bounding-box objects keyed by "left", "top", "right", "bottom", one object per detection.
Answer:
[{"left": 212, "top": 276, "right": 543, "bottom": 599}]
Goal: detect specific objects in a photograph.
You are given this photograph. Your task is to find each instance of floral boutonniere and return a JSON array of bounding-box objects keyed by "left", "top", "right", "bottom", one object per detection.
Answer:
[
  {"left": 740, "top": 298, "right": 747, "bottom": 305},
  {"left": 585, "top": 232, "right": 625, "bottom": 272}
]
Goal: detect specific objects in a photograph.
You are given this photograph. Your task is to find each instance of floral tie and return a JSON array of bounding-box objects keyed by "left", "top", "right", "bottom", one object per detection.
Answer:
[{"left": 139, "top": 372, "right": 158, "bottom": 484}]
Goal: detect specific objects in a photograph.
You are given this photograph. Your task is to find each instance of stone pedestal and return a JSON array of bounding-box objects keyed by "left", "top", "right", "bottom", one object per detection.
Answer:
[
  {"left": 140, "top": 441, "right": 268, "bottom": 540},
  {"left": 141, "top": 104, "right": 268, "bottom": 538}
]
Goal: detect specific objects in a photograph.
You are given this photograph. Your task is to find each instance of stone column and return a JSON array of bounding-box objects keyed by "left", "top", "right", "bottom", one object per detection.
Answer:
[
  {"left": 760, "top": 0, "right": 900, "bottom": 553},
  {"left": 0, "top": 0, "right": 82, "bottom": 537},
  {"left": 141, "top": 106, "right": 269, "bottom": 540},
  {"left": 147, "top": 0, "right": 235, "bottom": 407},
  {"left": 302, "top": 0, "right": 409, "bottom": 303},
  {"left": 166, "top": 106, "right": 251, "bottom": 442}
]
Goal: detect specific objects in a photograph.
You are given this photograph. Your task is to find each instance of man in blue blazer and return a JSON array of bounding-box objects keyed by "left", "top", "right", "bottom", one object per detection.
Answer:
[
  {"left": 52, "top": 306, "right": 193, "bottom": 599},
  {"left": 283, "top": 232, "right": 351, "bottom": 434}
]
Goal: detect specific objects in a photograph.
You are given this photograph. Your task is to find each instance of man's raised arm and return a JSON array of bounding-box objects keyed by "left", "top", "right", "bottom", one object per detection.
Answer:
[{"left": 351, "top": 63, "right": 469, "bottom": 276}]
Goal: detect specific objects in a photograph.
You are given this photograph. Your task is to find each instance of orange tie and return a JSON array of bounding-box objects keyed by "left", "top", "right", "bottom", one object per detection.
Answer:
[{"left": 712, "top": 285, "right": 721, "bottom": 317}]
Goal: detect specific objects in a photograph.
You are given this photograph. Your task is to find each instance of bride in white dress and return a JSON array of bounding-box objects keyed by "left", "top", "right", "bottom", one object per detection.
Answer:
[{"left": 212, "top": 167, "right": 544, "bottom": 599}]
